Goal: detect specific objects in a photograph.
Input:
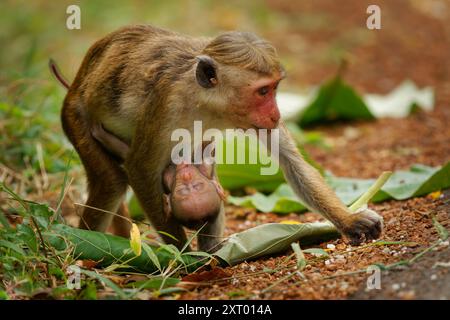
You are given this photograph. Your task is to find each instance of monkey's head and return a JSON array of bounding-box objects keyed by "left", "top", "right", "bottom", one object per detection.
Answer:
[
  {"left": 195, "top": 32, "right": 285, "bottom": 130},
  {"left": 162, "top": 163, "right": 222, "bottom": 230}
]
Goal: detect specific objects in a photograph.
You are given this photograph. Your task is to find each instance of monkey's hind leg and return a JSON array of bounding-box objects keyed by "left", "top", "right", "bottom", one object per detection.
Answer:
[
  {"left": 62, "top": 99, "right": 129, "bottom": 234},
  {"left": 108, "top": 202, "right": 132, "bottom": 238}
]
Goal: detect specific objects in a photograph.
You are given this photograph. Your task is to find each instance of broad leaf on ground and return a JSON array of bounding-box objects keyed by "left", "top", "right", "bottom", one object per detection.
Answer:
[
  {"left": 228, "top": 162, "right": 450, "bottom": 213},
  {"left": 277, "top": 79, "right": 434, "bottom": 125}
]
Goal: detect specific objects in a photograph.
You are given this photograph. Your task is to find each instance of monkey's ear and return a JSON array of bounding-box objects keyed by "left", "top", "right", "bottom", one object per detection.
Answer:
[
  {"left": 196, "top": 55, "right": 218, "bottom": 88},
  {"left": 163, "top": 165, "right": 176, "bottom": 192}
]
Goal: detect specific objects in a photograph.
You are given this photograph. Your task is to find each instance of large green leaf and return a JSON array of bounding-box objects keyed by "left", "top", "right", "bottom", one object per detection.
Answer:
[
  {"left": 214, "top": 222, "right": 339, "bottom": 265},
  {"left": 215, "top": 126, "right": 323, "bottom": 191},
  {"left": 278, "top": 79, "right": 434, "bottom": 124},
  {"left": 228, "top": 162, "right": 450, "bottom": 213},
  {"left": 44, "top": 224, "right": 203, "bottom": 274},
  {"left": 228, "top": 184, "right": 306, "bottom": 213},
  {"left": 215, "top": 133, "right": 285, "bottom": 191},
  {"left": 298, "top": 76, "right": 375, "bottom": 127}
]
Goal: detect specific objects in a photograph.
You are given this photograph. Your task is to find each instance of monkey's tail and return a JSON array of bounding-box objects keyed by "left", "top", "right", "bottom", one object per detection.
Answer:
[{"left": 49, "top": 58, "right": 70, "bottom": 89}]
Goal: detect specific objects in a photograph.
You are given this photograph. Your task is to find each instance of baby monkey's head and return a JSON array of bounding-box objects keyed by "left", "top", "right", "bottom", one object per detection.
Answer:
[{"left": 162, "top": 162, "right": 225, "bottom": 230}]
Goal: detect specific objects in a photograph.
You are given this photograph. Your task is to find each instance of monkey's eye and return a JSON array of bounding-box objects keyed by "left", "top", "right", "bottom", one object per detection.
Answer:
[
  {"left": 193, "top": 183, "right": 204, "bottom": 191},
  {"left": 177, "top": 186, "right": 191, "bottom": 196},
  {"left": 257, "top": 86, "right": 270, "bottom": 97}
]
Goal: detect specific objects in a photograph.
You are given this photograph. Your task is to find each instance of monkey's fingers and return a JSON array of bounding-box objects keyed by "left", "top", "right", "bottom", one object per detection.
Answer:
[{"left": 344, "top": 208, "right": 384, "bottom": 245}]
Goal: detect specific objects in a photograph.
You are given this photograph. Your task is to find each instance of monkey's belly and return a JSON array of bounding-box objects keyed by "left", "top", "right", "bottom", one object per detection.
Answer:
[{"left": 100, "top": 114, "right": 135, "bottom": 144}]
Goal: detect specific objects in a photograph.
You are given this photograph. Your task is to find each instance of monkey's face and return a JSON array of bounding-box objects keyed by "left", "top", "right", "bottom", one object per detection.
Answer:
[
  {"left": 238, "top": 74, "right": 282, "bottom": 130},
  {"left": 195, "top": 56, "right": 284, "bottom": 130},
  {"left": 169, "top": 164, "right": 222, "bottom": 229}
]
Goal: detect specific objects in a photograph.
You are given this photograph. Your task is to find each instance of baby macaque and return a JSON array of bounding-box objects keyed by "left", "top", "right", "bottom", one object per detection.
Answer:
[
  {"left": 91, "top": 123, "right": 225, "bottom": 230},
  {"left": 162, "top": 162, "right": 226, "bottom": 230}
]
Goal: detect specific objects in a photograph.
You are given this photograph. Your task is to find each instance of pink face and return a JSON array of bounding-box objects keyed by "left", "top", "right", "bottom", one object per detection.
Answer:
[
  {"left": 163, "top": 163, "right": 222, "bottom": 229},
  {"left": 240, "top": 75, "right": 282, "bottom": 129}
]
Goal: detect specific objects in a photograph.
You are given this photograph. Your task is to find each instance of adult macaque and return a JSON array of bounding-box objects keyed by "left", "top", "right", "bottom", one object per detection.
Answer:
[{"left": 55, "top": 25, "right": 383, "bottom": 252}]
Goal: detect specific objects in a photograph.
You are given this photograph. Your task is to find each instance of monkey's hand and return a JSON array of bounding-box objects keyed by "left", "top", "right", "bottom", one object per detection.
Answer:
[{"left": 341, "top": 207, "right": 383, "bottom": 245}]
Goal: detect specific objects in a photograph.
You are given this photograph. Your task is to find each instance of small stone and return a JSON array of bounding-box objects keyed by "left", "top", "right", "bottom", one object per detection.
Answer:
[
  {"left": 433, "top": 261, "right": 450, "bottom": 268},
  {"left": 439, "top": 240, "right": 449, "bottom": 247},
  {"left": 241, "top": 264, "right": 249, "bottom": 270},
  {"left": 326, "top": 265, "right": 337, "bottom": 271},
  {"left": 392, "top": 283, "right": 400, "bottom": 291},
  {"left": 398, "top": 290, "right": 416, "bottom": 300},
  {"left": 430, "top": 274, "right": 438, "bottom": 280},
  {"left": 339, "top": 282, "right": 349, "bottom": 290}
]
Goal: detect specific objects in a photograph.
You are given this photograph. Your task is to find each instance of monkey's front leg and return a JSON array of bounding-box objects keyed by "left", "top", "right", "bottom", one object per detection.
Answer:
[
  {"left": 276, "top": 121, "right": 383, "bottom": 244},
  {"left": 124, "top": 139, "right": 189, "bottom": 250},
  {"left": 197, "top": 202, "right": 225, "bottom": 252}
]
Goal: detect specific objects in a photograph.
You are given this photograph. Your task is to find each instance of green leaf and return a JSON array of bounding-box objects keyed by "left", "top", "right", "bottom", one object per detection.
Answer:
[
  {"left": 214, "top": 222, "right": 339, "bottom": 265},
  {"left": 0, "top": 239, "right": 26, "bottom": 256},
  {"left": 298, "top": 76, "right": 375, "bottom": 127},
  {"left": 127, "top": 277, "right": 180, "bottom": 290},
  {"left": 0, "top": 212, "right": 12, "bottom": 231},
  {"left": 229, "top": 163, "right": 450, "bottom": 213},
  {"left": 280, "top": 79, "right": 433, "bottom": 125},
  {"left": 155, "top": 287, "right": 187, "bottom": 296},
  {"left": 303, "top": 248, "right": 329, "bottom": 258},
  {"left": 128, "top": 195, "right": 144, "bottom": 220},
  {"left": 0, "top": 290, "right": 9, "bottom": 300},
  {"left": 79, "top": 269, "right": 127, "bottom": 299},
  {"left": 142, "top": 243, "right": 161, "bottom": 272},
  {"left": 216, "top": 128, "right": 323, "bottom": 191},
  {"left": 44, "top": 224, "right": 203, "bottom": 274},
  {"left": 29, "top": 203, "right": 53, "bottom": 229},
  {"left": 17, "top": 223, "right": 38, "bottom": 253},
  {"left": 291, "top": 242, "right": 306, "bottom": 270},
  {"left": 432, "top": 216, "right": 448, "bottom": 241},
  {"left": 228, "top": 184, "right": 305, "bottom": 214},
  {"left": 80, "top": 281, "right": 98, "bottom": 300},
  {"left": 226, "top": 290, "right": 248, "bottom": 297}
]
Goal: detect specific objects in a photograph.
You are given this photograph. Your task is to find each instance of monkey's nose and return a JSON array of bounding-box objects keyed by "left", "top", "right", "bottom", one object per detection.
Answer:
[
  {"left": 181, "top": 171, "right": 192, "bottom": 182},
  {"left": 271, "top": 107, "right": 280, "bottom": 124}
]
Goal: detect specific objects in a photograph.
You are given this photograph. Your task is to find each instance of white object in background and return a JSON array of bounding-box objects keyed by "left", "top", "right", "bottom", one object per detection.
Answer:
[
  {"left": 364, "top": 80, "right": 434, "bottom": 118},
  {"left": 276, "top": 80, "right": 434, "bottom": 121},
  {"left": 276, "top": 90, "right": 316, "bottom": 121}
]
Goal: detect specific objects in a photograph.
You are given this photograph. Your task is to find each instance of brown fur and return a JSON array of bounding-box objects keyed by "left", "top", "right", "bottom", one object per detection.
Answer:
[{"left": 60, "top": 25, "right": 382, "bottom": 252}]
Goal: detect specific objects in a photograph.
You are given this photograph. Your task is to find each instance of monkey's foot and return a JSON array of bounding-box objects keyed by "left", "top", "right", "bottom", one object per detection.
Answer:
[
  {"left": 198, "top": 238, "right": 223, "bottom": 253},
  {"left": 342, "top": 208, "right": 384, "bottom": 245}
]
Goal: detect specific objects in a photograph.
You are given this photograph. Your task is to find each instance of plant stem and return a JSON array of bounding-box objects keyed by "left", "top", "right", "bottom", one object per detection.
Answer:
[{"left": 349, "top": 171, "right": 392, "bottom": 212}]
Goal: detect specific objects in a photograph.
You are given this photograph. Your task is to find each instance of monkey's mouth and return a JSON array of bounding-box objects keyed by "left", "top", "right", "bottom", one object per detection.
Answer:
[{"left": 174, "top": 214, "right": 217, "bottom": 230}]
